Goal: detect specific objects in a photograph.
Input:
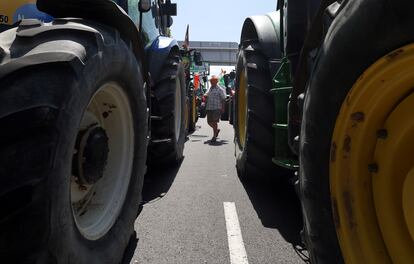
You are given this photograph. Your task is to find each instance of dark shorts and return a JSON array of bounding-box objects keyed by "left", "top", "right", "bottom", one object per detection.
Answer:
[{"left": 207, "top": 110, "right": 221, "bottom": 123}]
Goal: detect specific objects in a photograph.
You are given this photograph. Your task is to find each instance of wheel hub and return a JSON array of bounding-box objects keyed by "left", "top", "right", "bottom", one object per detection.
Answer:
[
  {"left": 74, "top": 125, "right": 109, "bottom": 185},
  {"left": 71, "top": 82, "right": 134, "bottom": 241},
  {"left": 373, "top": 91, "right": 414, "bottom": 263},
  {"left": 330, "top": 44, "right": 414, "bottom": 263},
  {"left": 403, "top": 168, "right": 414, "bottom": 241}
]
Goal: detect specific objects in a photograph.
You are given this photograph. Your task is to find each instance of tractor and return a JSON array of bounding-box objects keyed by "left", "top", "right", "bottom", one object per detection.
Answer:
[
  {"left": 181, "top": 47, "right": 203, "bottom": 133},
  {"left": 233, "top": 0, "right": 414, "bottom": 263},
  {"left": 221, "top": 70, "right": 236, "bottom": 123},
  {"left": 181, "top": 46, "right": 209, "bottom": 121},
  {"left": 0, "top": 0, "right": 187, "bottom": 263}
]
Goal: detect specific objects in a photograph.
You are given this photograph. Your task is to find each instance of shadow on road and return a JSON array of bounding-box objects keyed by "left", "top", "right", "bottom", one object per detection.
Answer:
[
  {"left": 203, "top": 139, "right": 229, "bottom": 146},
  {"left": 240, "top": 176, "right": 309, "bottom": 261},
  {"left": 141, "top": 159, "right": 183, "bottom": 204},
  {"left": 122, "top": 161, "right": 182, "bottom": 264},
  {"left": 121, "top": 232, "right": 138, "bottom": 264}
]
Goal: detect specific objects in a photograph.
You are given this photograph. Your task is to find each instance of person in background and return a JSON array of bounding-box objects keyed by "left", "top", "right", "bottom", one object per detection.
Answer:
[{"left": 205, "top": 75, "right": 226, "bottom": 142}]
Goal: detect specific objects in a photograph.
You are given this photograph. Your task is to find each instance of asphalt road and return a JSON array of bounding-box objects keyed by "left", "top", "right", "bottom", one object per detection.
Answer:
[{"left": 124, "top": 118, "right": 308, "bottom": 264}]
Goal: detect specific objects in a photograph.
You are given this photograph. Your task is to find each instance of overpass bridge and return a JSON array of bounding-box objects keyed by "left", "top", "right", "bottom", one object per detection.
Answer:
[{"left": 178, "top": 41, "right": 238, "bottom": 66}]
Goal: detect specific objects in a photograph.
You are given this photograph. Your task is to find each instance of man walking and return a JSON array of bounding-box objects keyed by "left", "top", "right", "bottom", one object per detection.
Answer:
[{"left": 205, "top": 75, "right": 226, "bottom": 142}]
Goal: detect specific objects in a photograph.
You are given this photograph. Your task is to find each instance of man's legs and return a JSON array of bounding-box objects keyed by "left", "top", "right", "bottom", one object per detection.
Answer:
[
  {"left": 214, "top": 110, "right": 221, "bottom": 138},
  {"left": 207, "top": 111, "right": 216, "bottom": 139},
  {"left": 212, "top": 121, "right": 218, "bottom": 137},
  {"left": 207, "top": 110, "right": 221, "bottom": 140},
  {"left": 207, "top": 120, "right": 218, "bottom": 139}
]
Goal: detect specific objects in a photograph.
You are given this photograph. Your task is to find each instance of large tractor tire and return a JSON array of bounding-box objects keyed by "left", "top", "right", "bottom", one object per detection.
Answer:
[
  {"left": 190, "top": 90, "right": 198, "bottom": 132},
  {"left": 184, "top": 95, "right": 190, "bottom": 133},
  {"left": 234, "top": 39, "right": 290, "bottom": 180},
  {"left": 300, "top": 1, "right": 414, "bottom": 263},
  {"left": 188, "top": 87, "right": 198, "bottom": 133},
  {"left": 148, "top": 51, "right": 187, "bottom": 165},
  {"left": 221, "top": 97, "right": 229, "bottom": 121},
  {"left": 0, "top": 19, "right": 147, "bottom": 263},
  {"left": 229, "top": 95, "right": 234, "bottom": 125}
]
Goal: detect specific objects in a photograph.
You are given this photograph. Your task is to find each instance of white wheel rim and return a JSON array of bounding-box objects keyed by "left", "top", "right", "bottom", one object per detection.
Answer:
[
  {"left": 174, "top": 77, "right": 182, "bottom": 142},
  {"left": 71, "top": 82, "right": 134, "bottom": 240}
]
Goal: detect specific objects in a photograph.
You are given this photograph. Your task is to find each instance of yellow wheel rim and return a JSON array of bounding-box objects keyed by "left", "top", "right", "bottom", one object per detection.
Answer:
[
  {"left": 331, "top": 44, "right": 414, "bottom": 264},
  {"left": 237, "top": 68, "right": 247, "bottom": 148}
]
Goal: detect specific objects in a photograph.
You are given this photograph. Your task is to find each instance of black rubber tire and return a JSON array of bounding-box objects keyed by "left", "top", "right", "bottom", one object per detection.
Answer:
[
  {"left": 0, "top": 20, "right": 147, "bottom": 263},
  {"left": 148, "top": 51, "right": 186, "bottom": 165},
  {"left": 299, "top": 1, "right": 414, "bottom": 263},
  {"left": 234, "top": 39, "right": 290, "bottom": 180},
  {"left": 188, "top": 88, "right": 197, "bottom": 133},
  {"left": 229, "top": 96, "right": 234, "bottom": 125},
  {"left": 184, "top": 95, "right": 190, "bottom": 133},
  {"left": 0, "top": 24, "right": 12, "bottom": 33},
  {"left": 221, "top": 98, "right": 229, "bottom": 121}
]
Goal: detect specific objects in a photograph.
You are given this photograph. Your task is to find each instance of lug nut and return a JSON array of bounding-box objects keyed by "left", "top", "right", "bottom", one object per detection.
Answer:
[
  {"left": 368, "top": 163, "right": 378, "bottom": 173},
  {"left": 377, "top": 129, "right": 388, "bottom": 139}
]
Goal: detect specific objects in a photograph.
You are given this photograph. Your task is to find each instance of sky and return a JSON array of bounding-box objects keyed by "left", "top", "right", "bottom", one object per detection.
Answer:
[{"left": 170, "top": 0, "right": 277, "bottom": 43}]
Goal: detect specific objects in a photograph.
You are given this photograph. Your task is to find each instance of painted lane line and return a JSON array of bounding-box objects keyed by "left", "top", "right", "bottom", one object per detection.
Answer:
[{"left": 223, "top": 202, "right": 249, "bottom": 264}]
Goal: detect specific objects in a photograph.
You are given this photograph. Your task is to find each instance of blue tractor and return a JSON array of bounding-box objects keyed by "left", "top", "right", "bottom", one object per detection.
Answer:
[{"left": 0, "top": 0, "right": 187, "bottom": 262}]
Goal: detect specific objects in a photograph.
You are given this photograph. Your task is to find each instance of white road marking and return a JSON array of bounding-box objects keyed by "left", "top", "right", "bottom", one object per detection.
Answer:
[{"left": 223, "top": 202, "right": 249, "bottom": 264}]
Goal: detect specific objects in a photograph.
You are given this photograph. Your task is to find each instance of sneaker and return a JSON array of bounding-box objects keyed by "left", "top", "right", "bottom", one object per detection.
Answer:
[{"left": 211, "top": 137, "right": 217, "bottom": 142}]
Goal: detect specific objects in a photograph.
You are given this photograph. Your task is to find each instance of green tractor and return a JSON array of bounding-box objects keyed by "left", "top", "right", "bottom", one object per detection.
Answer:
[
  {"left": 0, "top": 0, "right": 187, "bottom": 263},
  {"left": 234, "top": 0, "right": 414, "bottom": 263},
  {"left": 182, "top": 47, "right": 209, "bottom": 122},
  {"left": 221, "top": 70, "right": 236, "bottom": 123},
  {"left": 181, "top": 48, "right": 204, "bottom": 133}
]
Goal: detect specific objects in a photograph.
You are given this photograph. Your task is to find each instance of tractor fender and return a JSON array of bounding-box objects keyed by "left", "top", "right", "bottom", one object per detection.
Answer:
[
  {"left": 240, "top": 11, "right": 282, "bottom": 61},
  {"left": 36, "top": 0, "right": 147, "bottom": 79},
  {"left": 146, "top": 35, "right": 179, "bottom": 82},
  {"left": 0, "top": 18, "right": 129, "bottom": 122},
  {"left": 0, "top": 19, "right": 96, "bottom": 80}
]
